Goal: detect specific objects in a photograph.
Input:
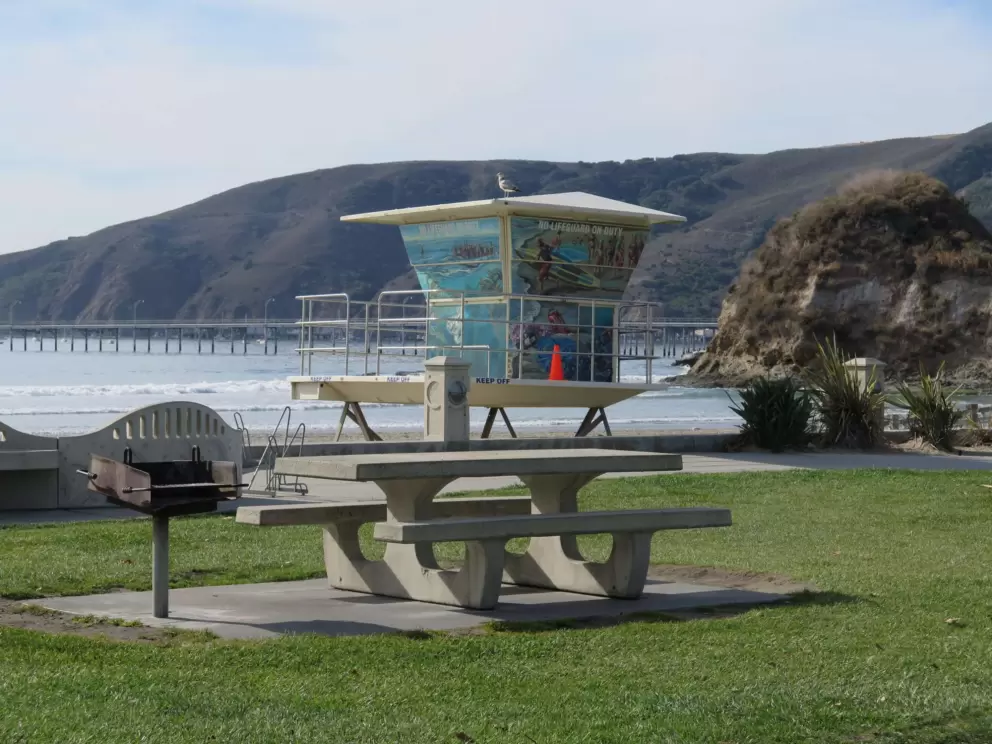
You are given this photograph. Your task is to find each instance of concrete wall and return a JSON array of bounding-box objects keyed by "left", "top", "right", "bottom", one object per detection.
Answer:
[
  {"left": 0, "top": 422, "right": 59, "bottom": 510},
  {"left": 0, "top": 402, "right": 243, "bottom": 511},
  {"left": 58, "top": 401, "right": 243, "bottom": 508}
]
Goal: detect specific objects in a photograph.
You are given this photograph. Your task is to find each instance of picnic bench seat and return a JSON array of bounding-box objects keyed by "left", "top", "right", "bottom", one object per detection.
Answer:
[
  {"left": 374, "top": 507, "right": 731, "bottom": 543},
  {"left": 374, "top": 507, "right": 732, "bottom": 607},
  {"left": 0, "top": 450, "right": 59, "bottom": 471},
  {"left": 236, "top": 496, "right": 532, "bottom": 526}
]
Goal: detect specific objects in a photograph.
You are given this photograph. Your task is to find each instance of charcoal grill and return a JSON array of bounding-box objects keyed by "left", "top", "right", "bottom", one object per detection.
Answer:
[{"left": 77, "top": 446, "right": 244, "bottom": 618}]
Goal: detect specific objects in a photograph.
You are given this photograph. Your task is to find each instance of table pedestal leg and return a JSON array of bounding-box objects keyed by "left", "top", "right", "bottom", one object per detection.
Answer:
[
  {"left": 503, "top": 473, "right": 652, "bottom": 598},
  {"left": 320, "top": 477, "right": 508, "bottom": 609}
]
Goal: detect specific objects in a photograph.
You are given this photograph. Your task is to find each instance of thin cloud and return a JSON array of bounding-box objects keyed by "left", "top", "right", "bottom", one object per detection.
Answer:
[{"left": 1, "top": 0, "right": 990, "bottom": 253}]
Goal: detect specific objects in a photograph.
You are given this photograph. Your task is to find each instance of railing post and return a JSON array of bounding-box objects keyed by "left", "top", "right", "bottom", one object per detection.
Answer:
[
  {"left": 299, "top": 299, "right": 306, "bottom": 375},
  {"left": 844, "top": 358, "right": 887, "bottom": 431},
  {"left": 646, "top": 304, "right": 654, "bottom": 383}
]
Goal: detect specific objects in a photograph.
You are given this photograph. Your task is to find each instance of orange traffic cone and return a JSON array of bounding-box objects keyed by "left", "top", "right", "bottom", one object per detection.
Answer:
[{"left": 548, "top": 344, "right": 565, "bottom": 381}]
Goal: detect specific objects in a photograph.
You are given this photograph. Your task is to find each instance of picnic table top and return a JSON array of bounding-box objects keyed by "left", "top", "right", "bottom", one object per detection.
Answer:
[{"left": 273, "top": 448, "right": 683, "bottom": 482}]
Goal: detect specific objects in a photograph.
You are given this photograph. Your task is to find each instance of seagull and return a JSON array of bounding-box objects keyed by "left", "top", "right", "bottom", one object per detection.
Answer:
[{"left": 497, "top": 172, "right": 520, "bottom": 198}]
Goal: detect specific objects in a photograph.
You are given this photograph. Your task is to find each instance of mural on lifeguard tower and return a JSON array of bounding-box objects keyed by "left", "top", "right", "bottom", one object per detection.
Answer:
[
  {"left": 396, "top": 215, "right": 648, "bottom": 383},
  {"left": 399, "top": 218, "right": 503, "bottom": 295},
  {"left": 399, "top": 218, "right": 506, "bottom": 375},
  {"left": 509, "top": 217, "right": 647, "bottom": 298},
  {"left": 508, "top": 218, "right": 647, "bottom": 382}
]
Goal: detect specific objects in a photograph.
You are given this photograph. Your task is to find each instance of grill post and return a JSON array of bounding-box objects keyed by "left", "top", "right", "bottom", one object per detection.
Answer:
[{"left": 152, "top": 514, "right": 170, "bottom": 618}]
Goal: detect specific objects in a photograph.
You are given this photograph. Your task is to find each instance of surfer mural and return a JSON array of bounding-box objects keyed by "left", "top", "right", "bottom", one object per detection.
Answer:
[
  {"left": 509, "top": 217, "right": 647, "bottom": 298},
  {"left": 400, "top": 218, "right": 503, "bottom": 295},
  {"left": 506, "top": 217, "right": 646, "bottom": 381},
  {"left": 391, "top": 208, "right": 658, "bottom": 382},
  {"left": 508, "top": 301, "right": 615, "bottom": 382}
]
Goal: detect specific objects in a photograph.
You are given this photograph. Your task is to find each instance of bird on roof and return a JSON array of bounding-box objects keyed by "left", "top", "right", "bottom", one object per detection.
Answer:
[{"left": 497, "top": 172, "right": 520, "bottom": 198}]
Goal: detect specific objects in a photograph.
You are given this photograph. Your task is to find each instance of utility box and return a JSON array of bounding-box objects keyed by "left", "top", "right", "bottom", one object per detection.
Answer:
[
  {"left": 423, "top": 356, "right": 471, "bottom": 441},
  {"left": 844, "top": 357, "right": 887, "bottom": 430},
  {"left": 844, "top": 357, "right": 886, "bottom": 394}
]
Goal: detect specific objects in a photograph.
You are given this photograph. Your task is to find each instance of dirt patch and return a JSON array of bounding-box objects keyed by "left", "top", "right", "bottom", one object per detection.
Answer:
[
  {"left": 648, "top": 564, "right": 815, "bottom": 595},
  {"left": 0, "top": 597, "right": 192, "bottom": 644},
  {"left": 891, "top": 437, "right": 992, "bottom": 456}
]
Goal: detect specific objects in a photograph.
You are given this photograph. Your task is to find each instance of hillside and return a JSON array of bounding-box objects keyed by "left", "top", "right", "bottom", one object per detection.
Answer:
[
  {"left": 0, "top": 123, "right": 990, "bottom": 322},
  {"left": 688, "top": 172, "right": 992, "bottom": 386}
]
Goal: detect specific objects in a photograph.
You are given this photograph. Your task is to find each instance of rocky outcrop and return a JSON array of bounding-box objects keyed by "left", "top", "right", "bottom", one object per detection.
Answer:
[{"left": 688, "top": 171, "right": 992, "bottom": 387}]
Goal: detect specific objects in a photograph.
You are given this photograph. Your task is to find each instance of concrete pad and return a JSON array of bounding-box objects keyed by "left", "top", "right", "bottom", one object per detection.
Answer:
[{"left": 38, "top": 578, "right": 787, "bottom": 640}]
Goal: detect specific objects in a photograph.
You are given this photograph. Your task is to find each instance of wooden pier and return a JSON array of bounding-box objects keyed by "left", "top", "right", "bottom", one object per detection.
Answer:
[{"left": 3, "top": 318, "right": 718, "bottom": 356}]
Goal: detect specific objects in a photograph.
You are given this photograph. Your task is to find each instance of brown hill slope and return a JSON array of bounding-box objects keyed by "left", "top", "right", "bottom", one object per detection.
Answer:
[
  {"left": 688, "top": 172, "right": 992, "bottom": 386},
  {"left": 0, "top": 123, "right": 990, "bottom": 322}
]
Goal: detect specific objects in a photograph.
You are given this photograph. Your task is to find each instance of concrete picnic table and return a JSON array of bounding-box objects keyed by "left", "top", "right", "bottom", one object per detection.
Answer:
[{"left": 246, "top": 448, "right": 730, "bottom": 609}]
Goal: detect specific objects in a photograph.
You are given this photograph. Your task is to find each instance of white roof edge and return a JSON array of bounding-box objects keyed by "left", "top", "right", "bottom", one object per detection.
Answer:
[{"left": 340, "top": 192, "right": 686, "bottom": 226}]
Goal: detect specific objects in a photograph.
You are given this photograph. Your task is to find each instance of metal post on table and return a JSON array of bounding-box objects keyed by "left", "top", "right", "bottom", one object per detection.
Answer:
[{"left": 152, "top": 514, "right": 170, "bottom": 618}]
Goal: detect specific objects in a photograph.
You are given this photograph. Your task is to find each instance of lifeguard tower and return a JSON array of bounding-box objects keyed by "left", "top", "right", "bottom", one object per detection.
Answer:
[{"left": 290, "top": 191, "right": 685, "bottom": 439}]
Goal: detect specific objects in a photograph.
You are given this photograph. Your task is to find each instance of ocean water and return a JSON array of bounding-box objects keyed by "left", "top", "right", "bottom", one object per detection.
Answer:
[{"left": 0, "top": 338, "right": 740, "bottom": 437}]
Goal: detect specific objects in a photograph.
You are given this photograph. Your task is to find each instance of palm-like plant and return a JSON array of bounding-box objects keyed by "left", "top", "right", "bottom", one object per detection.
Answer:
[
  {"left": 728, "top": 376, "right": 814, "bottom": 452},
  {"left": 892, "top": 362, "right": 962, "bottom": 451},
  {"left": 805, "top": 336, "right": 887, "bottom": 449}
]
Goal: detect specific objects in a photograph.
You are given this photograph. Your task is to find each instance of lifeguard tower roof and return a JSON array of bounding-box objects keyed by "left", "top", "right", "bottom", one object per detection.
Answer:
[{"left": 340, "top": 191, "right": 686, "bottom": 227}]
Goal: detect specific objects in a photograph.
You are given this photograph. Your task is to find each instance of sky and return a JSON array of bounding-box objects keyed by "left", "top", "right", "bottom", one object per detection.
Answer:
[{"left": 1, "top": 0, "right": 991, "bottom": 255}]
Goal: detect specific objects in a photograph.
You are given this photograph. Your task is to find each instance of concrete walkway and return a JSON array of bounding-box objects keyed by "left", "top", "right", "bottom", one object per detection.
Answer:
[{"left": 4, "top": 450, "right": 992, "bottom": 526}]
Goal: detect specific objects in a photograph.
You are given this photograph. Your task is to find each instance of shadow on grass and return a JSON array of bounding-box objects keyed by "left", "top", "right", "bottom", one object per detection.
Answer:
[
  {"left": 847, "top": 711, "right": 992, "bottom": 743},
  {"left": 484, "top": 589, "right": 862, "bottom": 634}
]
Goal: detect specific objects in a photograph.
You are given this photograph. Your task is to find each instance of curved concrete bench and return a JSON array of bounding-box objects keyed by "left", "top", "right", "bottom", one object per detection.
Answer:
[
  {"left": 58, "top": 401, "right": 243, "bottom": 508},
  {"left": 0, "top": 422, "right": 59, "bottom": 510},
  {"left": 0, "top": 402, "right": 243, "bottom": 511}
]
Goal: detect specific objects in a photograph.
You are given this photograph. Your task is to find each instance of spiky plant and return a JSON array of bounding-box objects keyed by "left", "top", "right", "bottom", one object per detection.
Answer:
[
  {"left": 892, "top": 362, "right": 962, "bottom": 451},
  {"left": 805, "top": 336, "right": 887, "bottom": 449},
  {"left": 728, "top": 376, "right": 814, "bottom": 452}
]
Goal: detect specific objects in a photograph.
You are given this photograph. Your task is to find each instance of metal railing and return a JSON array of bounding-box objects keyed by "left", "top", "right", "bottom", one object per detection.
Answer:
[
  {"left": 295, "top": 290, "right": 716, "bottom": 384},
  {"left": 6, "top": 319, "right": 304, "bottom": 329}
]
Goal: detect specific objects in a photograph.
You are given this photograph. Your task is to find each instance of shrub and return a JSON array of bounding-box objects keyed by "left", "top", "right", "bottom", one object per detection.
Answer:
[
  {"left": 805, "top": 336, "right": 886, "bottom": 449},
  {"left": 892, "top": 362, "right": 962, "bottom": 451},
  {"left": 728, "top": 376, "right": 814, "bottom": 452},
  {"left": 959, "top": 411, "right": 992, "bottom": 447}
]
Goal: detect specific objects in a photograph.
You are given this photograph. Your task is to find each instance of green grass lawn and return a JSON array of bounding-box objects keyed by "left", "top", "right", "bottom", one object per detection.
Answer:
[{"left": 1, "top": 469, "right": 991, "bottom": 743}]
